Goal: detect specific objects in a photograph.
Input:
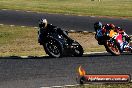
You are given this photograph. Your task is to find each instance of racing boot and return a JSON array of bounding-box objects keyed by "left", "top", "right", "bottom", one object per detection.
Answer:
[
  {"left": 123, "top": 44, "right": 132, "bottom": 52},
  {"left": 130, "top": 41, "right": 132, "bottom": 53},
  {"left": 129, "top": 46, "right": 132, "bottom": 53}
]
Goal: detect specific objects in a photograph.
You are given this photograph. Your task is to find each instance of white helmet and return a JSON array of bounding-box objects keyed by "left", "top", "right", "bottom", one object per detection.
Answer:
[{"left": 39, "top": 19, "right": 48, "bottom": 28}]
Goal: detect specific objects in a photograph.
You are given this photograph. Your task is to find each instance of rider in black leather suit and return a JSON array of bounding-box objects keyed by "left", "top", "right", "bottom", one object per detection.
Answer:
[{"left": 38, "top": 19, "right": 73, "bottom": 44}]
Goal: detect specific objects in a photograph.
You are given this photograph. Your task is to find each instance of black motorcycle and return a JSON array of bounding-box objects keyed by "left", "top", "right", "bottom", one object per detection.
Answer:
[{"left": 38, "top": 26, "right": 84, "bottom": 58}]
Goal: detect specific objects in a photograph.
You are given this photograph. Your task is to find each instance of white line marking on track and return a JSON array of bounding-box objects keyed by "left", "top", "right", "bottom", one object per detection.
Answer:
[
  {"left": 0, "top": 24, "right": 4, "bottom": 26},
  {"left": 41, "top": 80, "right": 132, "bottom": 88},
  {"left": 18, "top": 51, "right": 107, "bottom": 59},
  {"left": 64, "top": 84, "right": 76, "bottom": 87},
  {"left": 82, "top": 31, "right": 89, "bottom": 33},
  {"left": 10, "top": 25, "right": 15, "bottom": 27},
  {"left": 2, "top": 9, "right": 7, "bottom": 10},
  {"left": 21, "top": 26, "right": 26, "bottom": 27},
  {"left": 69, "top": 30, "right": 76, "bottom": 32},
  {"left": 26, "top": 11, "right": 32, "bottom": 12},
  {"left": 51, "top": 86, "right": 63, "bottom": 88},
  {"left": 15, "top": 10, "right": 20, "bottom": 11},
  {"left": 78, "top": 15, "right": 83, "bottom": 16},
  {"left": 34, "top": 27, "right": 39, "bottom": 29},
  {"left": 91, "top": 16, "right": 96, "bottom": 18},
  {"left": 84, "top": 51, "right": 107, "bottom": 55},
  {"left": 20, "top": 56, "right": 28, "bottom": 58}
]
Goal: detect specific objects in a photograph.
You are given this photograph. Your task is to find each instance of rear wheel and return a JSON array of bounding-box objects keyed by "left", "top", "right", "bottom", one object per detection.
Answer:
[
  {"left": 43, "top": 39, "right": 63, "bottom": 58},
  {"left": 104, "top": 40, "right": 121, "bottom": 56}
]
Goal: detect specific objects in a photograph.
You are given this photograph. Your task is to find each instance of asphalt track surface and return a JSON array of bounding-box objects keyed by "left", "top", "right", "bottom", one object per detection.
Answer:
[
  {"left": 0, "top": 10, "right": 132, "bottom": 87},
  {"left": 0, "top": 53, "right": 132, "bottom": 88},
  {"left": 0, "top": 10, "right": 132, "bottom": 34}
]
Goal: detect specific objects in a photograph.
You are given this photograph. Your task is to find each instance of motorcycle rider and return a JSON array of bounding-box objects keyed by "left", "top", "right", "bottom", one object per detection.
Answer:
[
  {"left": 94, "top": 21, "right": 104, "bottom": 45},
  {"left": 94, "top": 21, "right": 132, "bottom": 52},
  {"left": 38, "top": 18, "right": 73, "bottom": 45}
]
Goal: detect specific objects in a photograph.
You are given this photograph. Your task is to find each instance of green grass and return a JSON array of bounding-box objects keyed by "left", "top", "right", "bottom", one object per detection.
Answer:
[
  {"left": 0, "top": 0, "right": 132, "bottom": 17},
  {"left": 0, "top": 25, "right": 46, "bottom": 57}
]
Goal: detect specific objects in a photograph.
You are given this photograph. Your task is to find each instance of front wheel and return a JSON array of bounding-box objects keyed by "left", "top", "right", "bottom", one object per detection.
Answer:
[
  {"left": 43, "top": 39, "right": 63, "bottom": 58},
  {"left": 104, "top": 40, "right": 121, "bottom": 56}
]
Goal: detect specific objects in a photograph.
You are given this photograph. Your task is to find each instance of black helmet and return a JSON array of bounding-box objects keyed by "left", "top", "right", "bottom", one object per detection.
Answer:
[
  {"left": 39, "top": 19, "right": 48, "bottom": 28},
  {"left": 94, "top": 21, "right": 103, "bottom": 31},
  {"left": 104, "top": 24, "right": 115, "bottom": 31}
]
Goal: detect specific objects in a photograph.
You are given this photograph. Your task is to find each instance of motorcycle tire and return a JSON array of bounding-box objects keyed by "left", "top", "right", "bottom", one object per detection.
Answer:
[
  {"left": 104, "top": 40, "right": 121, "bottom": 56},
  {"left": 73, "top": 45, "right": 84, "bottom": 57},
  {"left": 43, "top": 39, "right": 63, "bottom": 58}
]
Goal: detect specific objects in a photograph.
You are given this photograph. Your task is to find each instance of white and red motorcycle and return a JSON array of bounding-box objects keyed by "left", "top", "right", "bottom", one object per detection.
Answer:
[{"left": 96, "top": 30, "right": 132, "bottom": 56}]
